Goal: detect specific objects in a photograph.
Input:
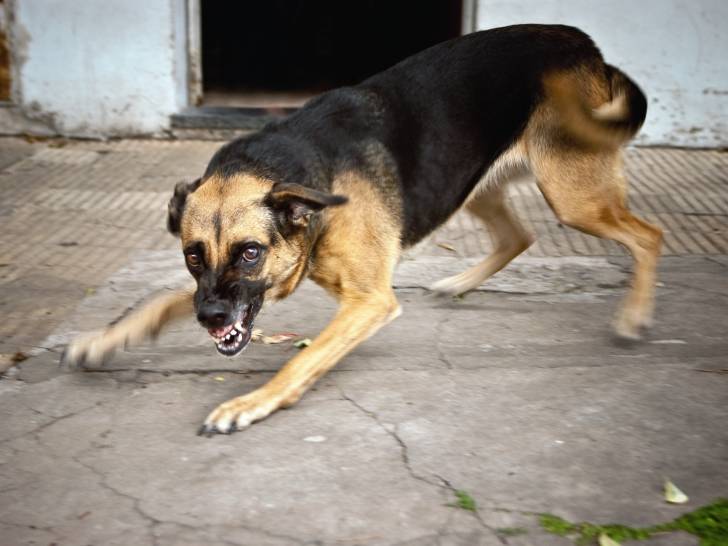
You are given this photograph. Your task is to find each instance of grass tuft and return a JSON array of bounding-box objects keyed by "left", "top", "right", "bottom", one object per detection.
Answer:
[
  {"left": 540, "top": 499, "right": 728, "bottom": 545},
  {"left": 449, "top": 490, "right": 477, "bottom": 512}
]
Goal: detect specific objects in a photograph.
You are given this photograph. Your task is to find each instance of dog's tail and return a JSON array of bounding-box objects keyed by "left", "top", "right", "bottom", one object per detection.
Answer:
[{"left": 544, "top": 64, "right": 647, "bottom": 149}]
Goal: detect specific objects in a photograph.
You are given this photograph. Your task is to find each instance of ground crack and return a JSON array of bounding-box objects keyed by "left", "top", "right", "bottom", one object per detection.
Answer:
[
  {"left": 434, "top": 474, "right": 509, "bottom": 545},
  {"left": 338, "top": 387, "right": 438, "bottom": 488},
  {"left": 435, "top": 313, "right": 455, "bottom": 370},
  {"left": 67, "top": 446, "right": 306, "bottom": 546},
  {"left": 338, "top": 386, "right": 507, "bottom": 545},
  {"left": 0, "top": 518, "right": 55, "bottom": 536},
  {"left": 70, "top": 453, "right": 162, "bottom": 546},
  {"left": 0, "top": 403, "right": 100, "bottom": 446}
]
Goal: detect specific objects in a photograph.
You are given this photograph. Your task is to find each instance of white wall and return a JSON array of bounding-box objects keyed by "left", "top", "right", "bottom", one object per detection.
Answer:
[
  {"left": 11, "top": 0, "right": 188, "bottom": 137},
  {"left": 477, "top": 0, "right": 728, "bottom": 147}
]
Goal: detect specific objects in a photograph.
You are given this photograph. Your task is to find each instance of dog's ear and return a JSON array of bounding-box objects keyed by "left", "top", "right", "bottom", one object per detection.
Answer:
[
  {"left": 167, "top": 178, "right": 202, "bottom": 236},
  {"left": 265, "top": 182, "right": 348, "bottom": 228}
]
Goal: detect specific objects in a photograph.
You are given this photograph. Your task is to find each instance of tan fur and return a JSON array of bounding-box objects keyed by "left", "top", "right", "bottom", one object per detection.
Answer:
[
  {"left": 432, "top": 71, "right": 662, "bottom": 339},
  {"left": 431, "top": 185, "right": 534, "bottom": 295},
  {"left": 543, "top": 69, "right": 635, "bottom": 149},
  {"left": 66, "top": 62, "right": 661, "bottom": 433},
  {"left": 64, "top": 170, "right": 402, "bottom": 433},
  {"left": 183, "top": 173, "right": 312, "bottom": 302},
  {"left": 464, "top": 139, "right": 530, "bottom": 204},
  {"left": 63, "top": 289, "right": 194, "bottom": 365},
  {"left": 525, "top": 104, "right": 662, "bottom": 337},
  {"left": 433, "top": 139, "right": 534, "bottom": 294},
  {"left": 182, "top": 174, "right": 271, "bottom": 268},
  {"left": 200, "top": 172, "right": 402, "bottom": 431}
]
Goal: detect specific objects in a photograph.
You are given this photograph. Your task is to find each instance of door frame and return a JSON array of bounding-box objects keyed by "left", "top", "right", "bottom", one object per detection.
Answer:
[
  {"left": 462, "top": 0, "right": 477, "bottom": 34},
  {"left": 186, "top": 0, "right": 202, "bottom": 106}
]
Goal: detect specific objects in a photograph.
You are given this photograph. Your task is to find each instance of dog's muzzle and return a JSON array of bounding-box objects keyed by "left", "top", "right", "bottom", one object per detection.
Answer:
[{"left": 205, "top": 298, "right": 261, "bottom": 356}]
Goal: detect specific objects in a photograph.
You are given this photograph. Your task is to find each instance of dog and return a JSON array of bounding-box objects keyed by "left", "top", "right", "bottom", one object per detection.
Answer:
[{"left": 63, "top": 24, "right": 662, "bottom": 435}]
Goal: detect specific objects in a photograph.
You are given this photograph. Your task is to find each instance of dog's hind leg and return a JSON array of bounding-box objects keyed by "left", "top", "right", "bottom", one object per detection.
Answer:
[
  {"left": 62, "top": 289, "right": 195, "bottom": 368},
  {"left": 530, "top": 146, "right": 662, "bottom": 339},
  {"left": 430, "top": 185, "right": 534, "bottom": 295}
]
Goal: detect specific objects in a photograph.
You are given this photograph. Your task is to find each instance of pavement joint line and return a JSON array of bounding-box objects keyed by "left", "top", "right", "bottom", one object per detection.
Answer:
[
  {"left": 78, "top": 367, "right": 277, "bottom": 375},
  {"left": 658, "top": 279, "right": 728, "bottom": 298},
  {"left": 32, "top": 357, "right": 728, "bottom": 380},
  {"left": 394, "top": 284, "right": 622, "bottom": 295},
  {"left": 705, "top": 256, "right": 728, "bottom": 269}
]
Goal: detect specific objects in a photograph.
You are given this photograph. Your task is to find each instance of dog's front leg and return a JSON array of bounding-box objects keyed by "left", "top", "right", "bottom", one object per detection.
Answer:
[
  {"left": 62, "top": 289, "right": 195, "bottom": 368},
  {"left": 199, "top": 293, "right": 400, "bottom": 435}
]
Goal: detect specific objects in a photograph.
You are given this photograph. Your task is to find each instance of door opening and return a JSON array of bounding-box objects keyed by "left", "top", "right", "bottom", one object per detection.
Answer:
[{"left": 200, "top": 1, "right": 464, "bottom": 108}]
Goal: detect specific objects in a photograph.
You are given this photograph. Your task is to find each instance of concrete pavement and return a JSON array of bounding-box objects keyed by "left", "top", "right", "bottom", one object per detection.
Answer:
[
  {"left": 0, "top": 138, "right": 727, "bottom": 545},
  {"left": 1, "top": 137, "right": 727, "bottom": 356},
  {"left": 2, "top": 252, "right": 727, "bottom": 545}
]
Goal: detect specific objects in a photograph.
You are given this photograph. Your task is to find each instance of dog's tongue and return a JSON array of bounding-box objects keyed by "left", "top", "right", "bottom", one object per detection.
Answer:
[{"left": 208, "top": 324, "right": 234, "bottom": 338}]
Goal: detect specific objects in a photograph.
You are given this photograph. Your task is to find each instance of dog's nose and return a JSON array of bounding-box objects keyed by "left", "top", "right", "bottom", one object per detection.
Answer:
[{"left": 197, "top": 302, "right": 230, "bottom": 328}]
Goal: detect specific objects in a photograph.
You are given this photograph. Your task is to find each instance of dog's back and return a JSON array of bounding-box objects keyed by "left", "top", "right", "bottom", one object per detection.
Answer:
[
  {"left": 206, "top": 24, "right": 659, "bottom": 342},
  {"left": 63, "top": 24, "right": 663, "bottom": 434},
  {"left": 357, "top": 24, "right": 608, "bottom": 243},
  {"left": 212, "top": 25, "right": 645, "bottom": 246}
]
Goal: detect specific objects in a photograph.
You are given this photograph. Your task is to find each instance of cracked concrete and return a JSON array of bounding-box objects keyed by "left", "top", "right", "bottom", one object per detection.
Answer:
[
  {"left": 2, "top": 252, "right": 727, "bottom": 545},
  {"left": 1, "top": 140, "right": 727, "bottom": 545}
]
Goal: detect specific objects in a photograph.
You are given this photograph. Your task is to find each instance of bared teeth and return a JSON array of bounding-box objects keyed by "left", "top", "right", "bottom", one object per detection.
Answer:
[
  {"left": 217, "top": 327, "right": 245, "bottom": 346},
  {"left": 210, "top": 305, "right": 253, "bottom": 352}
]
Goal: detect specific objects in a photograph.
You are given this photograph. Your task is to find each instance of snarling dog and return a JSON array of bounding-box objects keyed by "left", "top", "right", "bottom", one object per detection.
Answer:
[{"left": 63, "top": 25, "right": 662, "bottom": 435}]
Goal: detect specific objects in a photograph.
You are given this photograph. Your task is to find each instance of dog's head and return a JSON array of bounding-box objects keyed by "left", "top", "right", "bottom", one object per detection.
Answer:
[{"left": 168, "top": 173, "right": 347, "bottom": 356}]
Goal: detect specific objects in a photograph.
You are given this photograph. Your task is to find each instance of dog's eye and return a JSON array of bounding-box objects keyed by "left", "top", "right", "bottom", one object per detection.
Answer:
[
  {"left": 185, "top": 253, "right": 202, "bottom": 269},
  {"left": 241, "top": 245, "right": 260, "bottom": 263}
]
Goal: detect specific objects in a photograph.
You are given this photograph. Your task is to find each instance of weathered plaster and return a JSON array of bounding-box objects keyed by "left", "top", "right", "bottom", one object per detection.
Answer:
[{"left": 477, "top": 0, "right": 728, "bottom": 147}]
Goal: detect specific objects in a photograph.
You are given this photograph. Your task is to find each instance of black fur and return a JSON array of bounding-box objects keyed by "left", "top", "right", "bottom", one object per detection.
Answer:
[
  {"left": 202, "top": 24, "right": 609, "bottom": 246},
  {"left": 168, "top": 178, "right": 202, "bottom": 236}
]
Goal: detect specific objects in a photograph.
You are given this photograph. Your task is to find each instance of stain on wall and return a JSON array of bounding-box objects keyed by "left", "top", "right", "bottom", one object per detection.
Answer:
[
  {"left": 11, "top": 0, "right": 189, "bottom": 137},
  {"left": 0, "top": 0, "right": 10, "bottom": 101}
]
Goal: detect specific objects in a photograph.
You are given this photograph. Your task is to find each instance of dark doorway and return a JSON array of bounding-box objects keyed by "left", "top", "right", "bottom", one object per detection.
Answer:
[{"left": 201, "top": 1, "right": 463, "bottom": 107}]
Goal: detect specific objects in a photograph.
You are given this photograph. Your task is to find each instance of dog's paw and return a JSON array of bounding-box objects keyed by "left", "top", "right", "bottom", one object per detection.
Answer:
[
  {"left": 429, "top": 272, "right": 476, "bottom": 296},
  {"left": 61, "top": 331, "right": 117, "bottom": 369},
  {"left": 198, "top": 391, "right": 279, "bottom": 436},
  {"left": 613, "top": 306, "right": 652, "bottom": 341}
]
